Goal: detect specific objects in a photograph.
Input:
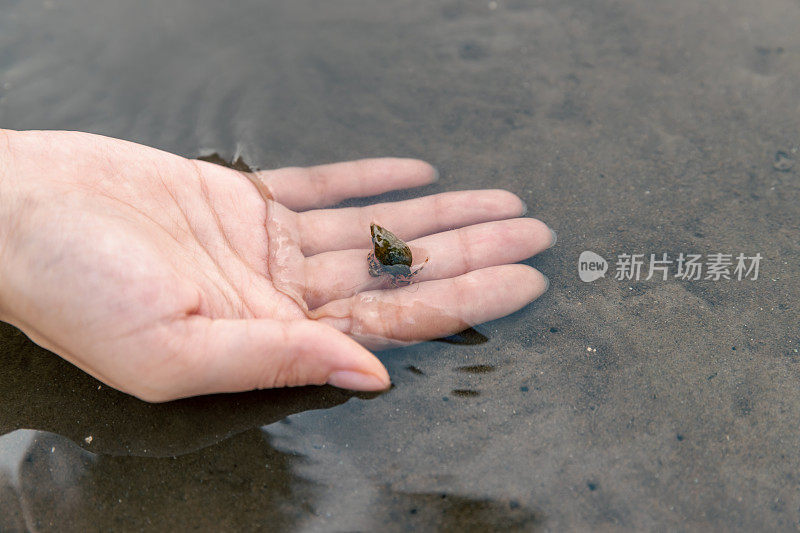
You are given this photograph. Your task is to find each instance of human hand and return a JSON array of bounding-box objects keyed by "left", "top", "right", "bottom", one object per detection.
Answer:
[{"left": 0, "top": 130, "right": 553, "bottom": 402}]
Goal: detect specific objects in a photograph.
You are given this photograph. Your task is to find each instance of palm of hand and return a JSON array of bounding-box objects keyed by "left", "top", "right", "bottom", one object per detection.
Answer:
[{"left": 1, "top": 130, "right": 553, "bottom": 401}]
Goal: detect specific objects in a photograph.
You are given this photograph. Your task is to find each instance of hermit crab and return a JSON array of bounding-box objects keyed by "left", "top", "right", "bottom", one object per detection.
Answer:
[{"left": 367, "top": 223, "right": 429, "bottom": 286}]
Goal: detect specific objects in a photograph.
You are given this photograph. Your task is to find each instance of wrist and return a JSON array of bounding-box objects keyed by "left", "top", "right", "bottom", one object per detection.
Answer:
[{"left": 0, "top": 129, "right": 20, "bottom": 322}]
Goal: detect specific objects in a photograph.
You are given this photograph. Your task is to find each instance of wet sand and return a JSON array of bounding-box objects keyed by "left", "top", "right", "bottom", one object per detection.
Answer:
[{"left": 1, "top": 0, "right": 799, "bottom": 530}]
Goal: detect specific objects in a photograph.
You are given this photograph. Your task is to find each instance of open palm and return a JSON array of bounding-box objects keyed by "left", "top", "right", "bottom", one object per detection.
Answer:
[{"left": 0, "top": 130, "right": 553, "bottom": 401}]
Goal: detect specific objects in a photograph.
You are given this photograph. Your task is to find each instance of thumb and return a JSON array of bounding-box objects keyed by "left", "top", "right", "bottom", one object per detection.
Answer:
[{"left": 166, "top": 316, "right": 390, "bottom": 399}]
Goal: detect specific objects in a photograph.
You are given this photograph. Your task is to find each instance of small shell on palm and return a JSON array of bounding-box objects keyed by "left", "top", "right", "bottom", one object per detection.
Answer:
[{"left": 367, "top": 223, "right": 428, "bottom": 285}]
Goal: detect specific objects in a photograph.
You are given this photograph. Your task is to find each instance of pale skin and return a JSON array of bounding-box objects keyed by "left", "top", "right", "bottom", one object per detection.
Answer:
[{"left": 0, "top": 129, "right": 554, "bottom": 402}]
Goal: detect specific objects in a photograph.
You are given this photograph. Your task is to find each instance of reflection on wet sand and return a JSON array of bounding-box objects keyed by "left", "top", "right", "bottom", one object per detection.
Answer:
[
  {"left": 0, "top": 428, "right": 315, "bottom": 531},
  {"left": 0, "top": 427, "right": 541, "bottom": 531},
  {"left": 0, "top": 430, "right": 94, "bottom": 532},
  {"left": 434, "top": 327, "right": 490, "bottom": 345},
  {"left": 263, "top": 408, "right": 542, "bottom": 531}
]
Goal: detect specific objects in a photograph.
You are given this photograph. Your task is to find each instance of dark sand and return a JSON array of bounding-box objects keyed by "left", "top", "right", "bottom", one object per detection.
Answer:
[{"left": 1, "top": 0, "right": 799, "bottom": 530}]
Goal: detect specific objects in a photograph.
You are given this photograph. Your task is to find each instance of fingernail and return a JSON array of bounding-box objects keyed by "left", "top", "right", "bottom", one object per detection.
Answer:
[
  {"left": 520, "top": 199, "right": 529, "bottom": 216},
  {"left": 431, "top": 167, "right": 441, "bottom": 182},
  {"left": 548, "top": 227, "right": 557, "bottom": 247},
  {"left": 542, "top": 274, "right": 550, "bottom": 292},
  {"left": 327, "top": 370, "right": 389, "bottom": 391}
]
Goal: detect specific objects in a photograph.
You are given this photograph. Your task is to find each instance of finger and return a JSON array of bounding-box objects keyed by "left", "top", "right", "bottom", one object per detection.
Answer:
[
  {"left": 297, "top": 189, "right": 526, "bottom": 255},
  {"left": 309, "top": 264, "right": 548, "bottom": 350},
  {"left": 253, "top": 158, "right": 438, "bottom": 211},
  {"left": 137, "top": 318, "right": 390, "bottom": 401},
  {"left": 304, "top": 217, "right": 554, "bottom": 308}
]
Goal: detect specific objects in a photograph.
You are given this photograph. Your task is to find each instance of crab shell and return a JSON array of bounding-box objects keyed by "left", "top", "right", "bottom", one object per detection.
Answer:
[{"left": 370, "top": 223, "right": 413, "bottom": 271}]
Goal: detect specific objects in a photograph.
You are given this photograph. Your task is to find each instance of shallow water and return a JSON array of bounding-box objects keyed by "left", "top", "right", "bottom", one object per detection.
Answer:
[{"left": 2, "top": 0, "right": 800, "bottom": 530}]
